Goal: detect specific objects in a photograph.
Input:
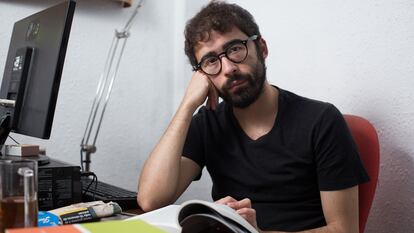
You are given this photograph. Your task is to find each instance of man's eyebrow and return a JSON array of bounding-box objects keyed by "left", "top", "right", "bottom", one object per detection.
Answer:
[
  {"left": 222, "top": 39, "right": 241, "bottom": 50},
  {"left": 199, "top": 39, "right": 243, "bottom": 62},
  {"left": 200, "top": 51, "right": 217, "bottom": 62}
]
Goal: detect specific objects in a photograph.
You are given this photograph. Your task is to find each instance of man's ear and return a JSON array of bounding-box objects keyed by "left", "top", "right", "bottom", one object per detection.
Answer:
[{"left": 258, "top": 37, "right": 268, "bottom": 59}]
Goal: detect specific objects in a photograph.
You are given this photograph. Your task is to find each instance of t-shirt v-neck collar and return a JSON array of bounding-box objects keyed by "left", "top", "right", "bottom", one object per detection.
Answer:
[{"left": 226, "top": 86, "right": 283, "bottom": 143}]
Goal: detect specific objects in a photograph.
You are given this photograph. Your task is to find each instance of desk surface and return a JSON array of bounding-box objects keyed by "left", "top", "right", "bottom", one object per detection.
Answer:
[{"left": 100, "top": 208, "right": 144, "bottom": 221}]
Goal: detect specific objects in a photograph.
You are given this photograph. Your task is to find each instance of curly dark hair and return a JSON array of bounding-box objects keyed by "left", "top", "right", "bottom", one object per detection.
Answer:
[{"left": 184, "top": 1, "right": 262, "bottom": 68}]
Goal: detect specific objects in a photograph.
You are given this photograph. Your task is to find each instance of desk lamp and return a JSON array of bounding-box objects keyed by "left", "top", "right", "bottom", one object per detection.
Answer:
[{"left": 80, "top": 0, "right": 144, "bottom": 172}]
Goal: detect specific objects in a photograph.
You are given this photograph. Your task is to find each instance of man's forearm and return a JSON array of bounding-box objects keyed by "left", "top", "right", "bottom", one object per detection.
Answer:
[{"left": 137, "top": 102, "right": 195, "bottom": 211}]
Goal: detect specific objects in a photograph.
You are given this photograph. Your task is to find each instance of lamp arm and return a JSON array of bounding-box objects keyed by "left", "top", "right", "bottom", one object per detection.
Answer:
[
  {"left": 80, "top": 0, "right": 144, "bottom": 172},
  {"left": 121, "top": 0, "right": 144, "bottom": 33}
]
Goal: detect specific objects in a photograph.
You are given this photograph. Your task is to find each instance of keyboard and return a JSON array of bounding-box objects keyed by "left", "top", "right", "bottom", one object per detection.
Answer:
[{"left": 81, "top": 177, "right": 139, "bottom": 210}]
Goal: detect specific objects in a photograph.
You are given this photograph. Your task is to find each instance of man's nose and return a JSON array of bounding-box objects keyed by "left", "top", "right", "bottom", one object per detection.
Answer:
[{"left": 220, "top": 56, "right": 238, "bottom": 76}]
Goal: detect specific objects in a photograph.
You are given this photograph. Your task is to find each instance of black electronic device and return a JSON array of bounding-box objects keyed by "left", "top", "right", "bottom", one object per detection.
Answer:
[
  {"left": 7, "top": 47, "right": 33, "bottom": 128},
  {"left": 0, "top": 0, "right": 76, "bottom": 151},
  {"left": 0, "top": 0, "right": 78, "bottom": 210},
  {"left": 38, "top": 159, "right": 82, "bottom": 210},
  {"left": 81, "top": 176, "right": 138, "bottom": 210}
]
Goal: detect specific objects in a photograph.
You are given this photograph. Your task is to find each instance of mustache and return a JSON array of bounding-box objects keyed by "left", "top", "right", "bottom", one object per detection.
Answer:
[{"left": 223, "top": 72, "right": 251, "bottom": 90}]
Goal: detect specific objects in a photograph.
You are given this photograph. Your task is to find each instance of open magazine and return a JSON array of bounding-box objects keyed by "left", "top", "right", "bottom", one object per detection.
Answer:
[{"left": 127, "top": 200, "right": 259, "bottom": 233}]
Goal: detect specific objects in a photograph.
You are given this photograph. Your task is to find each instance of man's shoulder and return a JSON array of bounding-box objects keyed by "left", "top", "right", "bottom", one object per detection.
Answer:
[
  {"left": 278, "top": 87, "right": 340, "bottom": 123},
  {"left": 279, "top": 88, "right": 332, "bottom": 109}
]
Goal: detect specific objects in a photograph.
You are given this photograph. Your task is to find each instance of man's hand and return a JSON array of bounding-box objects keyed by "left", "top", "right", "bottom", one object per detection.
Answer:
[
  {"left": 181, "top": 71, "right": 219, "bottom": 112},
  {"left": 216, "top": 196, "right": 259, "bottom": 231},
  {"left": 215, "top": 187, "right": 360, "bottom": 233}
]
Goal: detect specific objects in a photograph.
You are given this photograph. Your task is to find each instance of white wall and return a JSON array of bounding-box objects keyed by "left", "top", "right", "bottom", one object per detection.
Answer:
[
  {"left": 1, "top": 1, "right": 413, "bottom": 232},
  {"left": 0, "top": 0, "right": 175, "bottom": 192},
  {"left": 180, "top": 1, "right": 414, "bottom": 233}
]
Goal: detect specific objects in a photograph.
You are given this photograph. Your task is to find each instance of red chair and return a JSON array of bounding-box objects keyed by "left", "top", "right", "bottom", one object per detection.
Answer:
[{"left": 343, "top": 115, "right": 380, "bottom": 233}]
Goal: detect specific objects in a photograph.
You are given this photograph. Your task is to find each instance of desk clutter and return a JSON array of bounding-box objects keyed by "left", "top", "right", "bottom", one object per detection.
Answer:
[
  {"left": 38, "top": 201, "right": 122, "bottom": 226},
  {"left": 4, "top": 199, "right": 259, "bottom": 233},
  {"left": 36, "top": 158, "right": 138, "bottom": 211}
]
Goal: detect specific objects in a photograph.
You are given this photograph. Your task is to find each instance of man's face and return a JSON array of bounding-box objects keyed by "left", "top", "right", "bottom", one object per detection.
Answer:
[{"left": 194, "top": 28, "right": 267, "bottom": 108}]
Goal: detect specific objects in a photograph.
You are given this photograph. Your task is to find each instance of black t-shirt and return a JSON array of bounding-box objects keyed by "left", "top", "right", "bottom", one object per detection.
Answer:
[{"left": 182, "top": 87, "right": 369, "bottom": 232}]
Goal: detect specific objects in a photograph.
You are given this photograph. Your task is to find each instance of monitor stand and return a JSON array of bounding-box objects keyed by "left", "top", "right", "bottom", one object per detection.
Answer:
[
  {"left": 1, "top": 154, "right": 50, "bottom": 166},
  {"left": 0, "top": 114, "right": 50, "bottom": 166}
]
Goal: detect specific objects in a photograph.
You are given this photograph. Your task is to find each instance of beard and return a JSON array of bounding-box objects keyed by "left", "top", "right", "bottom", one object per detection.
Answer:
[{"left": 219, "top": 57, "right": 266, "bottom": 108}]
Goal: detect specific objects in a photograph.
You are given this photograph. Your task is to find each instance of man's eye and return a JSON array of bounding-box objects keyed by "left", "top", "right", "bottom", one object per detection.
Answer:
[
  {"left": 228, "top": 44, "right": 244, "bottom": 54},
  {"left": 203, "top": 57, "right": 219, "bottom": 66}
]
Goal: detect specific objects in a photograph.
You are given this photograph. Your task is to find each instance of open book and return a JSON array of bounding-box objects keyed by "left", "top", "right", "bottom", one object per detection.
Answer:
[{"left": 127, "top": 200, "right": 259, "bottom": 233}]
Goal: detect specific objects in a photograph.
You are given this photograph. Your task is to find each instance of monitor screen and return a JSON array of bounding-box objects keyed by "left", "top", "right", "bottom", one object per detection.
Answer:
[{"left": 0, "top": 0, "right": 76, "bottom": 141}]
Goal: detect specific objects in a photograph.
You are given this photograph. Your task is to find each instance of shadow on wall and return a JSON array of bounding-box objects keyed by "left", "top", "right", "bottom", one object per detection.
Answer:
[{"left": 366, "top": 147, "right": 414, "bottom": 232}]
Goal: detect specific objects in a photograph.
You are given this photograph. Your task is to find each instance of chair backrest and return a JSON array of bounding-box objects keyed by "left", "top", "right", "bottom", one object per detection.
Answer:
[{"left": 343, "top": 115, "right": 380, "bottom": 233}]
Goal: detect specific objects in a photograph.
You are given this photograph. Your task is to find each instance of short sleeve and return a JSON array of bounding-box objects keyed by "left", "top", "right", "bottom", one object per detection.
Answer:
[
  {"left": 182, "top": 114, "right": 206, "bottom": 180},
  {"left": 313, "top": 104, "right": 369, "bottom": 191}
]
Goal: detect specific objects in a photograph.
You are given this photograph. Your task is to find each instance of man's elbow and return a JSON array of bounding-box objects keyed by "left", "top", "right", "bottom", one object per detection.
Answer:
[{"left": 137, "top": 195, "right": 160, "bottom": 212}]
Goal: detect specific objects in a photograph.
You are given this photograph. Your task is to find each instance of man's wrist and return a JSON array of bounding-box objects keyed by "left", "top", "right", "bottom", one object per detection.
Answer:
[{"left": 179, "top": 100, "right": 199, "bottom": 115}]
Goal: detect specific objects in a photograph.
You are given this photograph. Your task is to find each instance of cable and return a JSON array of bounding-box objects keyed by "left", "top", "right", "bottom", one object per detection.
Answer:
[
  {"left": 94, "top": 175, "right": 98, "bottom": 200},
  {"left": 7, "top": 135, "right": 20, "bottom": 145},
  {"left": 80, "top": 148, "right": 84, "bottom": 172},
  {"left": 81, "top": 172, "right": 98, "bottom": 200}
]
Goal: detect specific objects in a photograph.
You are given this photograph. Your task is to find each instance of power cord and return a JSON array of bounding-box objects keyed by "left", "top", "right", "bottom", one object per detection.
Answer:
[
  {"left": 80, "top": 171, "right": 98, "bottom": 200},
  {"left": 80, "top": 148, "right": 84, "bottom": 171},
  {"left": 7, "top": 135, "right": 20, "bottom": 145}
]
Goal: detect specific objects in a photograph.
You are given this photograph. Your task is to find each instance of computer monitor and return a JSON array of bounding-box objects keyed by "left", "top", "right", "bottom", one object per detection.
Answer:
[{"left": 0, "top": 1, "right": 76, "bottom": 152}]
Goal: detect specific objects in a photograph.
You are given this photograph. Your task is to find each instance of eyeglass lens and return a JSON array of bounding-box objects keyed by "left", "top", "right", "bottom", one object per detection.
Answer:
[{"left": 201, "top": 41, "right": 248, "bottom": 75}]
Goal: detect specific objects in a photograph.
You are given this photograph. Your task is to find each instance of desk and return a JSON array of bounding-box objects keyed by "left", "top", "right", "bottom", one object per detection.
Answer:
[{"left": 100, "top": 208, "right": 144, "bottom": 221}]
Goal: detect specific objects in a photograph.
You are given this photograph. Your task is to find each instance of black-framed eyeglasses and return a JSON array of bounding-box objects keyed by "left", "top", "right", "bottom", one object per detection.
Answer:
[{"left": 193, "top": 35, "right": 259, "bottom": 76}]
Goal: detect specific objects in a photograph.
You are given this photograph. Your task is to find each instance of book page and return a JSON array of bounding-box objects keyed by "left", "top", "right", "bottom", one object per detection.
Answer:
[{"left": 126, "top": 205, "right": 181, "bottom": 233}]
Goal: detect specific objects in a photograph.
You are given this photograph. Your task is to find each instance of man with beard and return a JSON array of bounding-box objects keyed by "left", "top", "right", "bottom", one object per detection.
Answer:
[{"left": 137, "top": 2, "right": 368, "bottom": 233}]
